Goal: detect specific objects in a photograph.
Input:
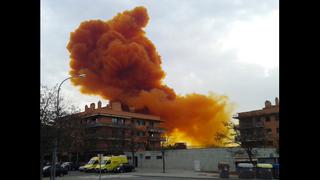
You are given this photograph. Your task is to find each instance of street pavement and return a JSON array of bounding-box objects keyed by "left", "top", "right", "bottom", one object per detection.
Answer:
[{"left": 42, "top": 169, "right": 275, "bottom": 180}]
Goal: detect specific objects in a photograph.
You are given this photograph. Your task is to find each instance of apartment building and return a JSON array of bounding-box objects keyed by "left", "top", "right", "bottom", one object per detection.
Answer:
[
  {"left": 235, "top": 97, "right": 279, "bottom": 148},
  {"left": 58, "top": 101, "right": 165, "bottom": 160}
]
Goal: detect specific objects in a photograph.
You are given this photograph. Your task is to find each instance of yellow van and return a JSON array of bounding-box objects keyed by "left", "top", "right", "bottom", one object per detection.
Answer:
[
  {"left": 80, "top": 156, "right": 100, "bottom": 172},
  {"left": 94, "top": 156, "right": 111, "bottom": 173},
  {"left": 95, "top": 155, "right": 128, "bottom": 172}
]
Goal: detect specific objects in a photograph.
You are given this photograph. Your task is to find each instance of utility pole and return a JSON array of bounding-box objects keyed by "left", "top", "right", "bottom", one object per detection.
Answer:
[
  {"left": 161, "top": 149, "right": 165, "bottom": 173},
  {"left": 98, "top": 154, "right": 102, "bottom": 180},
  {"left": 50, "top": 140, "right": 57, "bottom": 180},
  {"left": 161, "top": 137, "right": 167, "bottom": 173}
]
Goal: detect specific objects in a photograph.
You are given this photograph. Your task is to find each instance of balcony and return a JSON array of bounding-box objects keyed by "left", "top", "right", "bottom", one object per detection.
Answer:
[
  {"left": 147, "top": 126, "right": 165, "bottom": 133},
  {"left": 86, "top": 134, "right": 130, "bottom": 141},
  {"left": 255, "top": 122, "right": 264, "bottom": 127},
  {"left": 239, "top": 122, "right": 264, "bottom": 129},
  {"left": 86, "top": 122, "right": 133, "bottom": 129},
  {"left": 134, "top": 125, "right": 147, "bottom": 131},
  {"left": 148, "top": 136, "right": 166, "bottom": 141},
  {"left": 242, "top": 135, "right": 267, "bottom": 142},
  {"left": 239, "top": 124, "right": 254, "bottom": 129}
]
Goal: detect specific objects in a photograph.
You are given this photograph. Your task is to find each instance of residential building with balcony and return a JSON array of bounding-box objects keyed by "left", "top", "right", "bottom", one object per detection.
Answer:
[
  {"left": 234, "top": 97, "right": 279, "bottom": 148},
  {"left": 58, "top": 101, "right": 165, "bottom": 160}
]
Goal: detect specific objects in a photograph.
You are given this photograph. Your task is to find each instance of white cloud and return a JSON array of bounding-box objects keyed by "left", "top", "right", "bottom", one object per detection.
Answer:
[{"left": 221, "top": 9, "right": 279, "bottom": 71}]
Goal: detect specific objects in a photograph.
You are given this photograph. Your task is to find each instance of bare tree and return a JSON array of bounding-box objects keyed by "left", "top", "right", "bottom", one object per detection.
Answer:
[
  {"left": 127, "top": 128, "right": 139, "bottom": 167},
  {"left": 40, "top": 85, "right": 82, "bottom": 179},
  {"left": 40, "top": 85, "right": 59, "bottom": 180},
  {"left": 56, "top": 112, "right": 87, "bottom": 166},
  {"left": 215, "top": 122, "right": 256, "bottom": 165}
]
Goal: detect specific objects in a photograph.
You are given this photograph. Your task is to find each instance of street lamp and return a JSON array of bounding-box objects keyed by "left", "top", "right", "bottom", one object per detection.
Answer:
[
  {"left": 56, "top": 74, "right": 86, "bottom": 117},
  {"left": 50, "top": 74, "right": 85, "bottom": 180},
  {"left": 161, "top": 137, "right": 167, "bottom": 173}
]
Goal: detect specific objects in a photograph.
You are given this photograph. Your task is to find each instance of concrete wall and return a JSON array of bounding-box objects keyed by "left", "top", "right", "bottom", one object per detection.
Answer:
[{"left": 124, "top": 147, "right": 278, "bottom": 172}]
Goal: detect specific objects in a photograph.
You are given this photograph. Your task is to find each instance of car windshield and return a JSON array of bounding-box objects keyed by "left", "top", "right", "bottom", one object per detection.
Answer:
[
  {"left": 101, "top": 160, "right": 108, "bottom": 164},
  {"left": 88, "top": 159, "right": 96, "bottom": 164}
]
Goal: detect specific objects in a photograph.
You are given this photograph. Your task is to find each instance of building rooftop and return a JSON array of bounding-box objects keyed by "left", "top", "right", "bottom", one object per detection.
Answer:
[
  {"left": 235, "top": 97, "right": 279, "bottom": 118},
  {"left": 78, "top": 101, "right": 162, "bottom": 121}
]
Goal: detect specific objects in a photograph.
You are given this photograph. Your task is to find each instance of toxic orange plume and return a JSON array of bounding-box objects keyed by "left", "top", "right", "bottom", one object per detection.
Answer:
[{"left": 67, "top": 6, "right": 233, "bottom": 147}]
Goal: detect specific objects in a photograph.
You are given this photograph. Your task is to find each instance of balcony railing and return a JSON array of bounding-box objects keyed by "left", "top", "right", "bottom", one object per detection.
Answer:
[
  {"left": 239, "top": 122, "right": 264, "bottom": 129},
  {"left": 86, "top": 122, "right": 133, "bottom": 129},
  {"left": 147, "top": 126, "right": 165, "bottom": 133},
  {"left": 237, "top": 135, "right": 267, "bottom": 142},
  {"left": 148, "top": 136, "right": 166, "bottom": 141},
  {"left": 86, "top": 134, "right": 130, "bottom": 141},
  {"left": 255, "top": 122, "right": 264, "bottom": 127}
]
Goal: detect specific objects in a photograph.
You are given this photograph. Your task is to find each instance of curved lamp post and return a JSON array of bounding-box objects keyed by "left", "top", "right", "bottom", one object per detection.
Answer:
[
  {"left": 56, "top": 74, "right": 86, "bottom": 117},
  {"left": 51, "top": 74, "right": 85, "bottom": 180}
]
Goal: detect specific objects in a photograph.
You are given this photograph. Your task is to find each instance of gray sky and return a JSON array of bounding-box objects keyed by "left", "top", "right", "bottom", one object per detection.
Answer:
[{"left": 41, "top": 0, "right": 279, "bottom": 114}]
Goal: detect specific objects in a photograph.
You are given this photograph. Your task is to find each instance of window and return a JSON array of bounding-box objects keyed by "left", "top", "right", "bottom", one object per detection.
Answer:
[
  {"left": 149, "top": 121, "right": 154, "bottom": 127},
  {"left": 275, "top": 115, "right": 279, "bottom": 121},
  {"left": 145, "top": 156, "right": 151, "bottom": 160},
  {"left": 112, "top": 117, "right": 125, "bottom": 124},
  {"left": 266, "top": 128, "right": 272, "bottom": 134},
  {"left": 266, "top": 116, "right": 271, "bottom": 122},
  {"left": 267, "top": 141, "right": 273, "bottom": 146},
  {"left": 127, "top": 156, "right": 132, "bottom": 160},
  {"left": 276, "top": 128, "right": 279, "bottom": 134},
  {"left": 156, "top": 156, "right": 162, "bottom": 159},
  {"left": 112, "top": 118, "right": 117, "bottom": 124},
  {"left": 137, "top": 120, "right": 145, "bottom": 126},
  {"left": 139, "top": 142, "right": 145, "bottom": 148},
  {"left": 137, "top": 131, "right": 145, "bottom": 137}
]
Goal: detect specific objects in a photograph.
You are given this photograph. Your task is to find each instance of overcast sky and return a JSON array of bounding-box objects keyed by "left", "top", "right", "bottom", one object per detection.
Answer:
[{"left": 41, "top": 0, "right": 279, "bottom": 114}]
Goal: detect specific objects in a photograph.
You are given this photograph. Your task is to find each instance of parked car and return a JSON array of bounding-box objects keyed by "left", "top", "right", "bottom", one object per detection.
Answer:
[
  {"left": 62, "top": 162, "right": 75, "bottom": 171},
  {"left": 113, "top": 163, "right": 135, "bottom": 173},
  {"left": 60, "top": 165, "right": 68, "bottom": 175},
  {"left": 42, "top": 164, "right": 68, "bottom": 177}
]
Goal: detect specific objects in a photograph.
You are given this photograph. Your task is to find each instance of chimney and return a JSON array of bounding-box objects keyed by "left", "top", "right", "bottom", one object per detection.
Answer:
[
  {"left": 85, "top": 105, "right": 89, "bottom": 112},
  {"left": 265, "top": 100, "right": 272, "bottom": 108},
  {"left": 90, "top": 103, "right": 95, "bottom": 110},
  {"left": 275, "top": 97, "right": 279, "bottom": 106},
  {"left": 98, "top": 101, "right": 102, "bottom": 109},
  {"left": 110, "top": 101, "right": 122, "bottom": 111}
]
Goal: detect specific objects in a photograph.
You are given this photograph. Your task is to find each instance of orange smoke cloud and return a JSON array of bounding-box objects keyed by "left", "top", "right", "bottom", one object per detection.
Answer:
[{"left": 67, "top": 6, "right": 233, "bottom": 147}]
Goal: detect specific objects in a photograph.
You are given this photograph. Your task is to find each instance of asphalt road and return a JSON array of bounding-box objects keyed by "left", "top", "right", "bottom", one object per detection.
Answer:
[
  {"left": 42, "top": 171, "right": 233, "bottom": 180},
  {"left": 42, "top": 171, "right": 275, "bottom": 180}
]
